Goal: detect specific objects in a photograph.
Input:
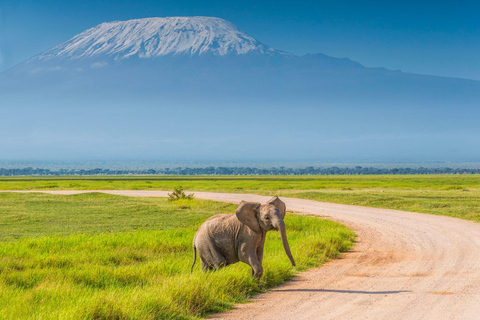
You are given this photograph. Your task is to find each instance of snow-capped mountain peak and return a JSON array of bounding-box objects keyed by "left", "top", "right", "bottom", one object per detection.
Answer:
[{"left": 32, "top": 17, "right": 283, "bottom": 62}]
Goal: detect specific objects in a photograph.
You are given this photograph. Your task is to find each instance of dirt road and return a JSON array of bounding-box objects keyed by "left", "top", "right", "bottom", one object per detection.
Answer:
[{"left": 7, "top": 190, "right": 480, "bottom": 319}]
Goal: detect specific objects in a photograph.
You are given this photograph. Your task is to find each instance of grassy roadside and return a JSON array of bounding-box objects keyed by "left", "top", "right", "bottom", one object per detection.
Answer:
[
  {"left": 0, "top": 193, "right": 354, "bottom": 319},
  {"left": 1, "top": 175, "right": 479, "bottom": 222}
]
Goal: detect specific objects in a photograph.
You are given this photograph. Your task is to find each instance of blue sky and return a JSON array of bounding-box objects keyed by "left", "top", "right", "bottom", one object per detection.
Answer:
[{"left": 1, "top": 0, "right": 479, "bottom": 79}]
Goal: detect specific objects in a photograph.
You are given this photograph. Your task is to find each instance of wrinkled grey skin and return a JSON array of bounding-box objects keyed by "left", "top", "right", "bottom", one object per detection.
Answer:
[{"left": 191, "top": 196, "right": 295, "bottom": 281}]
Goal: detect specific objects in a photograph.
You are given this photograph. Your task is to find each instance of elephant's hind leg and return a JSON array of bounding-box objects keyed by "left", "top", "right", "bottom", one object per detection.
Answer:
[
  {"left": 200, "top": 259, "right": 215, "bottom": 272},
  {"left": 199, "top": 247, "right": 227, "bottom": 271}
]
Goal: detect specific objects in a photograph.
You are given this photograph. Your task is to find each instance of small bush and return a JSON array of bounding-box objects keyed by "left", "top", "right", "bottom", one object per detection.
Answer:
[{"left": 168, "top": 187, "right": 194, "bottom": 202}]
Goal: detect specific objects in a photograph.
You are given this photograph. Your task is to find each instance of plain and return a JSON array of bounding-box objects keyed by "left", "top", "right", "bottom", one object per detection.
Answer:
[
  {"left": 1, "top": 175, "right": 479, "bottom": 222},
  {"left": 0, "top": 192, "right": 354, "bottom": 319}
]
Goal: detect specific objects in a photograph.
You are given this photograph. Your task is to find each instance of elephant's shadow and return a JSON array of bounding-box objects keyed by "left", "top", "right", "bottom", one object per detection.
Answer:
[{"left": 272, "top": 288, "right": 411, "bottom": 295}]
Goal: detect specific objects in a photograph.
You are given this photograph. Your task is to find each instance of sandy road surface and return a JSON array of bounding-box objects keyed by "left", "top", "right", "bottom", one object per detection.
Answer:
[{"left": 6, "top": 190, "right": 480, "bottom": 319}]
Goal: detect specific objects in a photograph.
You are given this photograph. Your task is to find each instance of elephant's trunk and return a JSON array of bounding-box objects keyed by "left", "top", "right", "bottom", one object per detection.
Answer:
[{"left": 277, "top": 220, "right": 296, "bottom": 267}]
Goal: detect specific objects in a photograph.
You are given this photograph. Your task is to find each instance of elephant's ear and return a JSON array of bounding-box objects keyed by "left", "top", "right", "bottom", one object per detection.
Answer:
[
  {"left": 236, "top": 201, "right": 261, "bottom": 233},
  {"left": 267, "top": 196, "right": 286, "bottom": 219}
]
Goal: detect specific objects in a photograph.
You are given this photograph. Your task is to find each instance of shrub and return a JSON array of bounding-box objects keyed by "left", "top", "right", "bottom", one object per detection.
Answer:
[{"left": 168, "top": 186, "right": 194, "bottom": 201}]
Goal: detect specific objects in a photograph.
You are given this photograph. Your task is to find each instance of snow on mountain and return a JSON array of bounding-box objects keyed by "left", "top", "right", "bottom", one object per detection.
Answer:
[{"left": 30, "top": 17, "right": 283, "bottom": 62}]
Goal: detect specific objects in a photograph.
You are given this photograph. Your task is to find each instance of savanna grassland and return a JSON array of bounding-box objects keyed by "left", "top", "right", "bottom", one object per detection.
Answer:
[
  {"left": 0, "top": 192, "right": 354, "bottom": 319},
  {"left": 1, "top": 175, "right": 479, "bottom": 222}
]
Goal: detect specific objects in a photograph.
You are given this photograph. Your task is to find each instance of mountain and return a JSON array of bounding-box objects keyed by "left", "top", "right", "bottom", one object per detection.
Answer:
[
  {"left": 1, "top": 17, "right": 479, "bottom": 162},
  {"left": 27, "top": 17, "right": 284, "bottom": 63}
]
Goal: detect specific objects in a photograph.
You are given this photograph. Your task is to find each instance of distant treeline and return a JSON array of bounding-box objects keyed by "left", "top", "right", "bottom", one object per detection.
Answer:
[{"left": 1, "top": 166, "right": 480, "bottom": 176}]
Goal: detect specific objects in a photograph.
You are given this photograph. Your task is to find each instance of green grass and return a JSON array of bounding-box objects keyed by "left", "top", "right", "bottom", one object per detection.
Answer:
[
  {"left": 1, "top": 175, "right": 479, "bottom": 222},
  {"left": 0, "top": 193, "right": 354, "bottom": 319}
]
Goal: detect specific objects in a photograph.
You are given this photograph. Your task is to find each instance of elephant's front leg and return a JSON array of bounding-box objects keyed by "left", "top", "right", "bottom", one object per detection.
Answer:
[
  {"left": 248, "top": 256, "right": 263, "bottom": 279},
  {"left": 251, "top": 246, "right": 264, "bottom": 277},
  {"left": 240, "top": 246, "right": 263, "bottom": 278},
  {"left": 247, "top": 255, "right": 263, "bottom": 282},
  {"left": 244, "top": 250, "right": 263, "bottom": 291},
  {"left": 257, "top": 245, "right": 264, "bottom": 265},
  {"left": 239, "top": 239, "right": 264, "bottom": 288}
]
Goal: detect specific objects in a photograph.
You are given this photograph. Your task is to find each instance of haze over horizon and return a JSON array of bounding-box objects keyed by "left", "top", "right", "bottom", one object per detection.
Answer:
[{"left": 1, "top": 3, "right": 479, "bottom": 164}]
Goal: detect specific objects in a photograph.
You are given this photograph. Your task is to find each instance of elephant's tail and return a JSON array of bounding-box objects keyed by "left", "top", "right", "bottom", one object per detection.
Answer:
[{"left": 190, "top": 244, "right": 197, "bottom": 274}]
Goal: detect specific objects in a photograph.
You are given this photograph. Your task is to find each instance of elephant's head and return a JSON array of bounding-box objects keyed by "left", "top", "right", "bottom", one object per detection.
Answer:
[{"left": 236, "top": 197, "right": 296, "bottom": 266}]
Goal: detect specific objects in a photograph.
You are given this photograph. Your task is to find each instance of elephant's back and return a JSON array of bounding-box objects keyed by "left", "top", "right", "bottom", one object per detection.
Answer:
[
  {"left": 195, "top": 214, "right": 237, "bottom": 240},
  {"left": 203, "top": 213, "right": 232, "bottom": 223}
]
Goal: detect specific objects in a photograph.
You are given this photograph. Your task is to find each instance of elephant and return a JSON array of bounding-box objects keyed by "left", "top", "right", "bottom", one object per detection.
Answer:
[{"left": 190, "top": 196, "right": 295, "bottom": 282}]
